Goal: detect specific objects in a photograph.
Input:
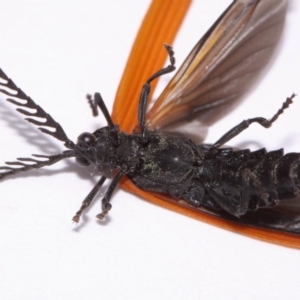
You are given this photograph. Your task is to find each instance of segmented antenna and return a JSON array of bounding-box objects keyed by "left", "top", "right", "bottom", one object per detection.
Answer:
[
  {"left": 0, "top": 151, "right": 74, "bottom": 180},
  {"left": 0, "top": 68, "right": 69, "bottom": 142},
  {"left": 0, "top": 68, "right": 75, "bottom": 180}
]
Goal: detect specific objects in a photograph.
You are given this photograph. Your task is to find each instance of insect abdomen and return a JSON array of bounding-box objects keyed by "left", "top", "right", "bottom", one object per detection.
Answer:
[{"left": 211, "top": 148, "right": 300, "bottom": 210}]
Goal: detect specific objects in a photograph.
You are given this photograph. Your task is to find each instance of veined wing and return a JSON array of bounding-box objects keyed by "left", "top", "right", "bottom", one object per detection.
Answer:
[{"left": 146, "top": 0, "right": 288, "bottom": 130}]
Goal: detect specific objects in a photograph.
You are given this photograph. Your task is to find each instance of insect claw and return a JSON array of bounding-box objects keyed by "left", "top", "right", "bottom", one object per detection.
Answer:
[
  {"left": 97, "top": 202, "right": 111, "bottom": 220},
  {"left": 96, "top": 210, "right": 109, "bottom": 220},
  {"left": 72, "top": 215, "right": 80, "bottom": 224}
]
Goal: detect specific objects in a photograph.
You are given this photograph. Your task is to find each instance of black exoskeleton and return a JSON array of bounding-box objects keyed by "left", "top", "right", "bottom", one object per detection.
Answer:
[{"left": 0, "top": 45, "right": 297, "bottom": 223}]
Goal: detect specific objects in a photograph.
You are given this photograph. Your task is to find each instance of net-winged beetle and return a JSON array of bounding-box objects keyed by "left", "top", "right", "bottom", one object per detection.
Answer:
[{"left": 1, "top": 0, "right": 299, "bottom": 245}]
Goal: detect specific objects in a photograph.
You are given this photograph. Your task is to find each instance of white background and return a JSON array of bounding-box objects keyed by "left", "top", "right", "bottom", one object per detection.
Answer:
[{"left": 0, "top": 1, "right": 300, "bottom": 299}]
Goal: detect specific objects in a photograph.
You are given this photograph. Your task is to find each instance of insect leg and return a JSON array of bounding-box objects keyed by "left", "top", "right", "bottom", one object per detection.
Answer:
[
  {"left": 72, "top": 176, "right": 106, "bottom": 223},
  {"left": 87, "top": 94, "right": 99, "bottom": 117},
  {"left": 138, "top": 44, "right": 176, "bottom": 139},
  {"left": 96, "top": 171, "right": 124, "bottom": 220},
  {"left": 209, "top": 169, "right": 255, "bottom": 217},
  {"left": 86, "top": 92, "right": 120, "bottom": 143},
  {"left": 86, "top": 92, "right": 114, "bottom": 128},
  {"left": 210, "top": 94, "right": 295, "bottom": 150}
]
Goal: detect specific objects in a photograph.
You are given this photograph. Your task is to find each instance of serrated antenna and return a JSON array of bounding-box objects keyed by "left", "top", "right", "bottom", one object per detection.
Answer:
[
  {"left": 0, "top": 151, "right": 75, "bottom": 180},
  {"left": 0, "top": 68, "right": 69, "bottom": 142},
  {"left": 0, "top": 68, "right": 76, "bottom": 180}
]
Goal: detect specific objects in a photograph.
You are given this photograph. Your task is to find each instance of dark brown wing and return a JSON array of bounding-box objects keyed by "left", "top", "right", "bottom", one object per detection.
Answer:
[{"left": 146, "top": 0, "right": 288, "bottom": 130}]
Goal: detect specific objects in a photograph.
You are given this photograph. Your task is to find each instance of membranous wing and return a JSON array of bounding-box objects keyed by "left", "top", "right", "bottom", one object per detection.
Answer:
[{"left": 146, "top": 0, "right": 288, "bottom": 130}]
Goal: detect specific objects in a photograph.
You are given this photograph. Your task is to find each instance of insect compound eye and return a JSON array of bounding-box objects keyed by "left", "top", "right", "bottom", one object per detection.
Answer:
[
  {"left": 77, "top": 132, "right": 97, "bottom": 147},
  {"left": 75, "top": 132, "right": 97, "bottom": 167}
]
